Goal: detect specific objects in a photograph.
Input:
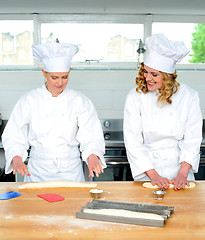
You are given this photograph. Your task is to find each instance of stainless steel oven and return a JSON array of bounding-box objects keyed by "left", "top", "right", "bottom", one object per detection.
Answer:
[
  {"left": 194, "top": 121, "right": 205, "bottom": 180},
  {"left": 93, "top": 119, "right": 133, "bottom": 181},
  {"left": 195, "top": 140, "right": 205, "bottom": 180},
  {"left": 0, "top": 120, "right": 15, "bottom": 182}
]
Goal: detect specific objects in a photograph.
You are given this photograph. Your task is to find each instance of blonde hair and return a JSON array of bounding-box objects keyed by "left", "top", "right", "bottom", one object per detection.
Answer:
[{"left": 136, "top": 62, "right": 179, "bottom": 106}]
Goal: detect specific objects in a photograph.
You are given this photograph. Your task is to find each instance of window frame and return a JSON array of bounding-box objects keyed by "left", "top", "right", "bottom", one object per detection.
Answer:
[
  {"left": 0, "top": 14, "right": 34, "bottom": 70},
  {"left": 0, "top": 13, "right": 204, "bottom": 71},
  {"left": 152, "top": 14, "right": 205, "bottom": 71},
  {"left": 36, "top": 14, "right": 146, "bottom": 70}
]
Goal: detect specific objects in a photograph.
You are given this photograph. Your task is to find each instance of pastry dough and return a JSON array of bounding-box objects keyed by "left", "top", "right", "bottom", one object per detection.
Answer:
[
  {"left": 142, "top": 182, "right": 196, "bottom": 189},
  {"left": 83, "top": 208, "right": 164, "bottom": 221},
  {"left": 18, "top": 181, "right": 97, "bottom": 189}
]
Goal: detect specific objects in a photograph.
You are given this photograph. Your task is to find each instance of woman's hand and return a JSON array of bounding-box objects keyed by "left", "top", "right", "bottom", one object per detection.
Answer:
[
  {"left": 171, "top": 162, "right": 191, "bottom": 190},
  {"left": 171, "top": 174, "right": 190, "bottom": 190},
  {"left": 12, "top": 156, "right": 31, "bottom": 176},
  {"left": 87, "top": 154, "right": 104, "bottom": 178},
  {"left": 145, "top": 169, "right": 171, "bottom": 189}
]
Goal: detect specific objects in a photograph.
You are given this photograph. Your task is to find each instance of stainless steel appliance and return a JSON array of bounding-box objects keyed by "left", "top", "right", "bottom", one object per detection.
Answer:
[
  {"left": 195, "top": 125, "right": 205, "bottom": 180},
  {"left": 195, "top": 144, "right": 205, "bottom": 180},
  {"left": 0, "top": 120, "right": 15, "bottom": 182},
  {"left": 0, "top": 113, "right": 2, "bottom": 127},
  {"left": 93, "top": 119, "right": 133, "bottom": 181}
]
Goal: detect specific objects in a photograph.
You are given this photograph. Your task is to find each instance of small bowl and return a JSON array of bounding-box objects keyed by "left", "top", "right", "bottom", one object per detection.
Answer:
[
  {"left": 90, "top": 189, "right": 103, "bottom": 199},
  {"left": 153, "top": 190, "right": 166, "bottom": 200}
]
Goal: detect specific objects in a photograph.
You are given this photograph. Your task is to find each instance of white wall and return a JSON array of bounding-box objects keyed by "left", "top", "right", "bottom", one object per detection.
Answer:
[{"left": 0, "top": 70, "right": 205, "bottom": 120}]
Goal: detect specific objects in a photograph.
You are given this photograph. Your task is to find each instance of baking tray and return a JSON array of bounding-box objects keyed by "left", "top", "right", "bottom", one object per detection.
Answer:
[
  {"left": 76, "top": 209, "right": 165, "bottom": 227},
  {"left": 87, "top": 199, "right": 174, "bottom": 218},
  {"left": 76, "top": 199, "right": 174, "bottom": 227}
]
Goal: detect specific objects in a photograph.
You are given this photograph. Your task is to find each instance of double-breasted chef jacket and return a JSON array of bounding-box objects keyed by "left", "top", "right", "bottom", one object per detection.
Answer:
[
  {"left": 2, "top": 85, "right": 106, "bottom": 182},
  {"left": 124, "top": 83, "right": 202, "bottom": 181}
]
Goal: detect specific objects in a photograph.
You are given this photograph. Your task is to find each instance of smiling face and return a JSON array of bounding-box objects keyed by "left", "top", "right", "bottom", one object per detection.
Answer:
[
  {"left": 42, "top": 69, "right": 70, "bottom": 97},
  {"left": 143, "top": 65, "right": 164, "bottom": 91}
]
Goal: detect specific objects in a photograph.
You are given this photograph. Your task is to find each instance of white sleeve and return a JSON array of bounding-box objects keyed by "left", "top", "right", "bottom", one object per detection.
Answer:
[
  {"left": 123, "top": 91, "right": 153, "bottom": 179},
  {"left": 76, "top": 97, "right": 106, "bottom": 169},
  {"left": 2, "top": 95, "right": 30, "bottom": 174},
  {"left": 178, "top": 91, "right": 202, "bottom": 172}
]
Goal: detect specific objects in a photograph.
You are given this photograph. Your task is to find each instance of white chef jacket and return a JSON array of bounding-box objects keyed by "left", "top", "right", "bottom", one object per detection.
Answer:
[
  {"left": 124, "top": 83, "right": 202, "bottom": 181},
  {"left": 2, "top": 85, "right": 106, "bottom": 182}
]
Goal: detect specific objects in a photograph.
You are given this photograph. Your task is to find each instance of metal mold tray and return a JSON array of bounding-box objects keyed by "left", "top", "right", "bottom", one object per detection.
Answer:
[{"left": 76, "top": 199, "right": 174, "bottom": 227}]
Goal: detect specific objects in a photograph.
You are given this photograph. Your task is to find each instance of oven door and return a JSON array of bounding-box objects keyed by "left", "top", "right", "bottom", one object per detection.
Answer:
[{"left": 194, "top": 147, "right": 205, "bottom": 180}]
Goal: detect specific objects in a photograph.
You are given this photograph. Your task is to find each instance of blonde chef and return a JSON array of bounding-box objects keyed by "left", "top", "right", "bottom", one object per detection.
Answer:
[
  {"left": 2, "top": 42, "right": 106, "bottom": 182},
  {"left": 124, "top": 33, "right": 202, "bottom": 190}
]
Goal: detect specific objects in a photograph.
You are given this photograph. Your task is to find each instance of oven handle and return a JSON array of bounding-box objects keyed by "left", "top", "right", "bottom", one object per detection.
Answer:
[
  {"left": 106, "top": 161, "right": 129, "bottom": 165},
  {"left": 105, "top": 156, "right": 129, "bottom": 165},
  {"left": 104, "top": 156, "right": 127, "bottom": 158},
  {"left": 200, "top": 157, "right": 205, "bottom": 166}
]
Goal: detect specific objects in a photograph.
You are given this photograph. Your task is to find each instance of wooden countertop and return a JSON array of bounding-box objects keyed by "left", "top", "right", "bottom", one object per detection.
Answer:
[{"left": 0, "top": 181, "right": 205, "bottom": 240}]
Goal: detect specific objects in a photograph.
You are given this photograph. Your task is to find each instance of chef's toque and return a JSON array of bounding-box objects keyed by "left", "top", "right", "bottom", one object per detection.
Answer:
[
  {"left": 32, "top": 42, "right": 79, "bottom": 72},
  {"left": 144, "top": 33, "right": 189, "bottom": 74}
]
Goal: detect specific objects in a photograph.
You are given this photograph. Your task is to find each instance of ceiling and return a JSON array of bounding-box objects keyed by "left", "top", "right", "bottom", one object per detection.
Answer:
[{"left": 0, "top": 0, "right": 205, "bottom": 15}]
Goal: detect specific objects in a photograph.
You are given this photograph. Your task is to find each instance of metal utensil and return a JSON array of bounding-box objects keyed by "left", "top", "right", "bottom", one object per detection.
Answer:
[
  {"left": 153, "top": 190, "right": 166, "bottom": 200},
  {"left": 90, "top": 189, "right": 111, "bottom": 199}
]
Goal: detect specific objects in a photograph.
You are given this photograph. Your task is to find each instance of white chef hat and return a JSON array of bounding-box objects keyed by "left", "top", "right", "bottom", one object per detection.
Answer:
[
  {"left": 32, "top": 42, "right": 79, "bottom": 72},
  {"left": 144, "top": 33, "right": 189, "bottom": 74}
]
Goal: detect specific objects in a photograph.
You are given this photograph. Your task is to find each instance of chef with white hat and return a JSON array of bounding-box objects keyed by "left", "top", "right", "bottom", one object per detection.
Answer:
[
  {"left": 2, "top": 42, "right": 106, "bottom": 182},
  {"left": 124, "top": 33, "right": 202, "bottom": 190}
]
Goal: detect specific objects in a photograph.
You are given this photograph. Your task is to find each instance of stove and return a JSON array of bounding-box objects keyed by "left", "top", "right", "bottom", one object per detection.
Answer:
[
  {"left": 101, "top": 119, "right": 127, "bottom": 165},
  {"left": 195, "top": 133, "right": 205, "bottom": 180},
  {"left": 93, "top": 119, "right": 133, "bottom": 181}
]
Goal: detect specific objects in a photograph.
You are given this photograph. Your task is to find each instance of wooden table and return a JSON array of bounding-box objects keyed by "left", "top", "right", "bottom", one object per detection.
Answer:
[{"left": 0, "top": 181, "right": 205, "bottom": 240}]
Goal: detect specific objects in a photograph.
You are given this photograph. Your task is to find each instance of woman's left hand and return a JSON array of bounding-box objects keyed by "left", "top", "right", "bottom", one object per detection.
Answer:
[
  {"left": 87, "top": 154, "right": 104, "bottom": 178},
  {"left": 171, "top": 161, "right": 191, "bottom": 190},
  {"left": 171, "top": 174, "right": 190, "bottom": 190}
]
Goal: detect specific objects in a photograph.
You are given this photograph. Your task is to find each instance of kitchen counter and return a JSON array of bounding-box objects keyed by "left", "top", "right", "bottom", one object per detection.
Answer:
[{"left": 0, "top": 181, "right": 205, "bottom": 240}]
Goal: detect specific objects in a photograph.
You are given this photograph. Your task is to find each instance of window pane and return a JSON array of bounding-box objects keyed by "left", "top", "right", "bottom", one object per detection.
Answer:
[
  {"left": 41, "top": 23, "right": 144, "bottom": 62},
  {"left": 152, "top": 22, "right": 205, "bottom": 64},
  {"left": 0, "top": 20, "right": 33, "bottom": 65}
]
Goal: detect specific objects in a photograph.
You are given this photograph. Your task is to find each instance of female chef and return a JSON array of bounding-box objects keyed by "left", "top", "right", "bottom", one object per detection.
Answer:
[
  {"left": 124, "top": 33, "right": 202, "bottom": 190},
  {"left": 2, "top": 42, "right": 106, "bottom": 182}
]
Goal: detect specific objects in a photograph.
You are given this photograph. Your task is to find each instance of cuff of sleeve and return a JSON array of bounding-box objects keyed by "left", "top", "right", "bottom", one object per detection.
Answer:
[
  {"left": 131, "top": 163, "right": 154, "bottom": 180},
  {"left": 127, "top": 151, "right": 154, "bottom": 180},
  {"left": 133, "top": 172, "right": 147, "bottom": 180},
  {"left": 179, "top": 150, "right": 200, "bottom": 173},
  {"left": 5, "top": 161, "right": 13, "bottom": 174}
]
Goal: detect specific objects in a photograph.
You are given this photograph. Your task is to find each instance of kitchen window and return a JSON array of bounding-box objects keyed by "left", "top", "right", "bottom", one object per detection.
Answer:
[
  {"left": 0, "top": 14, "right": 204, "bottom": 70},
  {"left": 152, "top": 22, "right": 205, "bottom": 64},
  {"left": 41, "top": 23, "right": 144, "bottom": 63},
  {"left": 0, "top": 20, "right": 33, "bottom": 66}
]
